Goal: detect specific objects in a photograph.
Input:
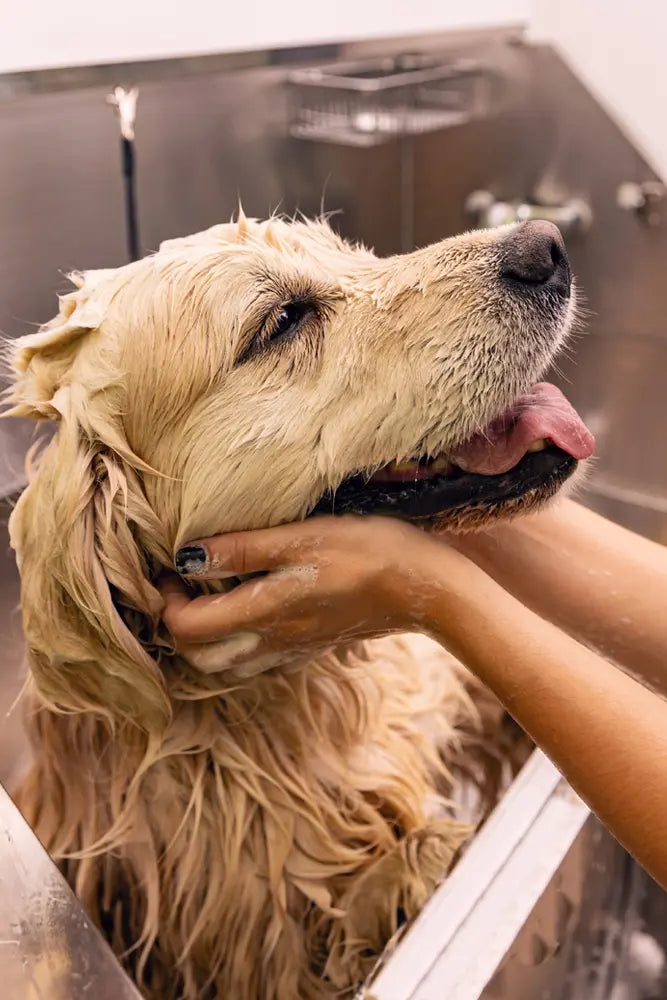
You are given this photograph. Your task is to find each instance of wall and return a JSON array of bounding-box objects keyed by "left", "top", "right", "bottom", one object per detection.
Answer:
[
  {"left": 530, "top": 0, "right": 667, "bottom": 181},
  {"left": 4, "top": 0, "right": 666, "bottom": 183},
  {"left": 1, "top": 0, "right": 528, "bottom": 74}
]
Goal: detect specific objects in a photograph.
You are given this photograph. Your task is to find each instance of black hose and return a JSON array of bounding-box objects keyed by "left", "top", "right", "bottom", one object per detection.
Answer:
[{"left": 121, "top": 136, "right": 140, "bottom": 262}]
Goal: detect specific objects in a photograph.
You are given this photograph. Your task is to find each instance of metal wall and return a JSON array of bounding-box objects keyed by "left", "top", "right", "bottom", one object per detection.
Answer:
[{"left": 1, "top": 27, "right": 666, "bottom": 534}]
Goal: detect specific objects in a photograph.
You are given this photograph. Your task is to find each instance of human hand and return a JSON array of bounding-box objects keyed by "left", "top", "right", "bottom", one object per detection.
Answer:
[{"left": 160, "top": 515, "right": 465, "bottom": 674}]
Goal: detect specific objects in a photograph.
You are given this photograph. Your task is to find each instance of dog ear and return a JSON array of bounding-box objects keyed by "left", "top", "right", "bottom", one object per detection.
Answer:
[
  {"left": 9, "top": 418, "right": 173, "bottom": 734},
  {"left": 7, "top": 283, "right": 173, "bottom": 735},
  {"left": 6, "top": 269, "right": 119, "bottom": 421}
]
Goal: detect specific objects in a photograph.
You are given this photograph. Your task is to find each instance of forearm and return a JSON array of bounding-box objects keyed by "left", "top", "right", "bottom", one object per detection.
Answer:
[
  {"left": 420, "top": 558, "right": 667, "bottom": 888},
  {"left": 450, "top": 499, "right": 667, "bottom": 693},
  {"left": 164, "top": 513, "right": 667, "bottom": 885}
]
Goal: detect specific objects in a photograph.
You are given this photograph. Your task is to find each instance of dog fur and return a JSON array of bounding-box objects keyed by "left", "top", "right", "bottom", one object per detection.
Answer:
[{"left": 6, "top": 214, "right": 574, "bottom": 999}]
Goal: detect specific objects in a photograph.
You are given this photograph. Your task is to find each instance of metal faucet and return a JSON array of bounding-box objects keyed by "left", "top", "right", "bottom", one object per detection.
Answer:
[{"left": 465, "top": 189, "right": 593, "bottom": 237}]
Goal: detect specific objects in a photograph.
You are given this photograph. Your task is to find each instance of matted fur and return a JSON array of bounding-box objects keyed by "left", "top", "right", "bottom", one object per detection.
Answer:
[{"left": 6, "top": 214, "right": 573, "bottom": 999}]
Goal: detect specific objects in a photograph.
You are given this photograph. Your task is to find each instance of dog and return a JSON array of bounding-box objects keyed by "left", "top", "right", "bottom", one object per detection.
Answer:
[{"left": 6, "top": 212, "right": 591, "bottom": 999}]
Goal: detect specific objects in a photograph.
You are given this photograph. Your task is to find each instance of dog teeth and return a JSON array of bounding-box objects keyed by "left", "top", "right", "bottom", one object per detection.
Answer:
[
  {"left": 431, "top": 457, "right": 454, "bottom": 473},
  {"left": 389, "top": 460, "right": 418, "bottom": 472},
  {"left": 527, "top": 438, "right": 547, "bottom": 452},
  {"left": 384, "top": 456, "right": 455, "bottom": 475}
]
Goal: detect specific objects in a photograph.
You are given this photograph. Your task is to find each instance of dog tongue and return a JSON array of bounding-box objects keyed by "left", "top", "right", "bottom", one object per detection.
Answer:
[{"left": 450, "top": 383, "right": 595, "bottom": 476}]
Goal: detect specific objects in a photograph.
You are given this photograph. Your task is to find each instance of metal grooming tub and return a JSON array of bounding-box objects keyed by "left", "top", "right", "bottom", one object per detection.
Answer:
[{"left": 1, "top": 23, "right": 666, "bottom": 999}]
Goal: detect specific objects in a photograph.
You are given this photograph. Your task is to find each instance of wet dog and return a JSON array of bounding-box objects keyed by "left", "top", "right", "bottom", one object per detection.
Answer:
[{"left": 7, "top": 213, "right": 591, "bottom": 999}]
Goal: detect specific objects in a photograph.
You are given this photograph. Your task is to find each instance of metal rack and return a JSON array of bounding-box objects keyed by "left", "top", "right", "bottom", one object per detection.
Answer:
[{"left": 288, "top": 54, "right": 489, "bottom": 146}]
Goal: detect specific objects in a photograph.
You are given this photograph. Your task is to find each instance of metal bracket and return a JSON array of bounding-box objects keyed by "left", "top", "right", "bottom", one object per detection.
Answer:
[
  {"left": 465, "top": 189, "right": 593, "bottom": 237},
  {"left": 617, "top": 181, "right": 666, "bottom": 227}
]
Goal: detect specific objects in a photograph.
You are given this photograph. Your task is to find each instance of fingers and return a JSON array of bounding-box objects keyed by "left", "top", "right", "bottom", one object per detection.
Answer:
[
  {"left": 158, "top": 573, "right": 193, "bottom": 614},
  {"left": 160, "top": 569, "right": 311, "bottom": 645},
  {"left": 178, "top": 633, "right": 283, "bottom": 676},
  {"left": 173, "top": 518, "right": 338, "bottom": 580}
]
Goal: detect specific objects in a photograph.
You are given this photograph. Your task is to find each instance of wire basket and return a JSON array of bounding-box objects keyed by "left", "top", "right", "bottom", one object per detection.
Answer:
[{"left": 288, "top": 53, "right": 489, "bottom": 146}]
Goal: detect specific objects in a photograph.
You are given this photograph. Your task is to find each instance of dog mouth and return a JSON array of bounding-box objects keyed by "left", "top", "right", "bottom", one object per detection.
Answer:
[{"left": 311, "top": 383, "right": 595, "bottom": 527}]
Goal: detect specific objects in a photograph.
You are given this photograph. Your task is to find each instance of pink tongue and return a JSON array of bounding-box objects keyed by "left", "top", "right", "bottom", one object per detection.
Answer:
[{"left": 450, "top": 383, "right": 595, "bottom": 476}]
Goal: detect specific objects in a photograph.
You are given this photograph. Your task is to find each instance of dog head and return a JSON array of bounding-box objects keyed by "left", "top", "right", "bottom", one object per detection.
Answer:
[{"left": 7, "top": 214, "right": 592, "bottom": 729}]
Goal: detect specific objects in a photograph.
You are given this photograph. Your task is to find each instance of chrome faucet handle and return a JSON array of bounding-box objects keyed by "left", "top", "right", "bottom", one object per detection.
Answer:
[
  {"left": 617, "top": 181, "right": 666, "bottom": 226},
  {"left": 465, "top": 190, "right": 592, "bottom": 237}
]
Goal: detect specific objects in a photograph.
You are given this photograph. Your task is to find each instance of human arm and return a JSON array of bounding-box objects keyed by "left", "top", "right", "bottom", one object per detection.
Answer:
[
  {"left": 448, "top": 498, "right": 667, "bottom": 694},
  {"left": 161, "top": 515, "right": 667, "bottom": 888}
]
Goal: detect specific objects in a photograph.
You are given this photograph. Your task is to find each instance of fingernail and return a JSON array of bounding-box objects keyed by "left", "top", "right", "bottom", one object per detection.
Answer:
[{"left": 175, "top": 545, "right": 208, "bottom": 576}]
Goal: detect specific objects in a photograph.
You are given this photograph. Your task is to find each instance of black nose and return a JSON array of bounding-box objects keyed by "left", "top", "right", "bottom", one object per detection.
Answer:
[{"left": 500, "top": 220, "right": 571, "bottom": 296}]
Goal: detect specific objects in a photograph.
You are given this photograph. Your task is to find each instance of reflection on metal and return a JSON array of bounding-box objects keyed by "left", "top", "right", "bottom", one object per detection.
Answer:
[
  {"left": 587, "top": 477, "right": 667, "bottom": 516},
  {"left": 288, "top": 55, "right": 490, "bottom": 146},
  {"left": 364, "top": 751, "right": 587, "bottom": 999},
  {"left": 548, "top": 329, "right": 667, "bottom": 541},
  {"left": 617, "top": 181, "right": 666, "bottom": 226},
  {"left": 365, "top": 750, "right": 660, "bottom": 1000},
  {"left": 0, "top": 783, "right": 142, "bottom": 1000},
  {"left": 465, "top": 189, "right": 593, "bottom": 237}
]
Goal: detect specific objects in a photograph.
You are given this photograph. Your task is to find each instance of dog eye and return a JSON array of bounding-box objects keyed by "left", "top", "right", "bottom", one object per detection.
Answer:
[
  {"left": 269, "top": 302, "right": 311, "bottom": 343},
  {"left": 240, "top": 295, "right": 324, "bottom": 364}
]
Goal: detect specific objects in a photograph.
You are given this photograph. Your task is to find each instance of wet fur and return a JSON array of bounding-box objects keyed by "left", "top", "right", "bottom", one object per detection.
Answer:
[{"left": 6, "top": 214, "right": 574, "bottom": 999}]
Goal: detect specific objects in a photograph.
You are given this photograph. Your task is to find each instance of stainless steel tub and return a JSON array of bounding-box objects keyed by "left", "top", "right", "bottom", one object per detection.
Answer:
[
  {"left": 0, "top": 783, "right": 142, "bottom": 1000},
  {"left": 1, "top": 24, "right": 666, "bottom": 1000},
  {"left": 365, "top": 754, "right": 646, "bottom": 1000}
]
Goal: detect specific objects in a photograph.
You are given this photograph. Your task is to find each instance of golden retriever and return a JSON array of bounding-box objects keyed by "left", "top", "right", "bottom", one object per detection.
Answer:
[{"left": 5, "top": 212, "right": 591, "bottom": 999}]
